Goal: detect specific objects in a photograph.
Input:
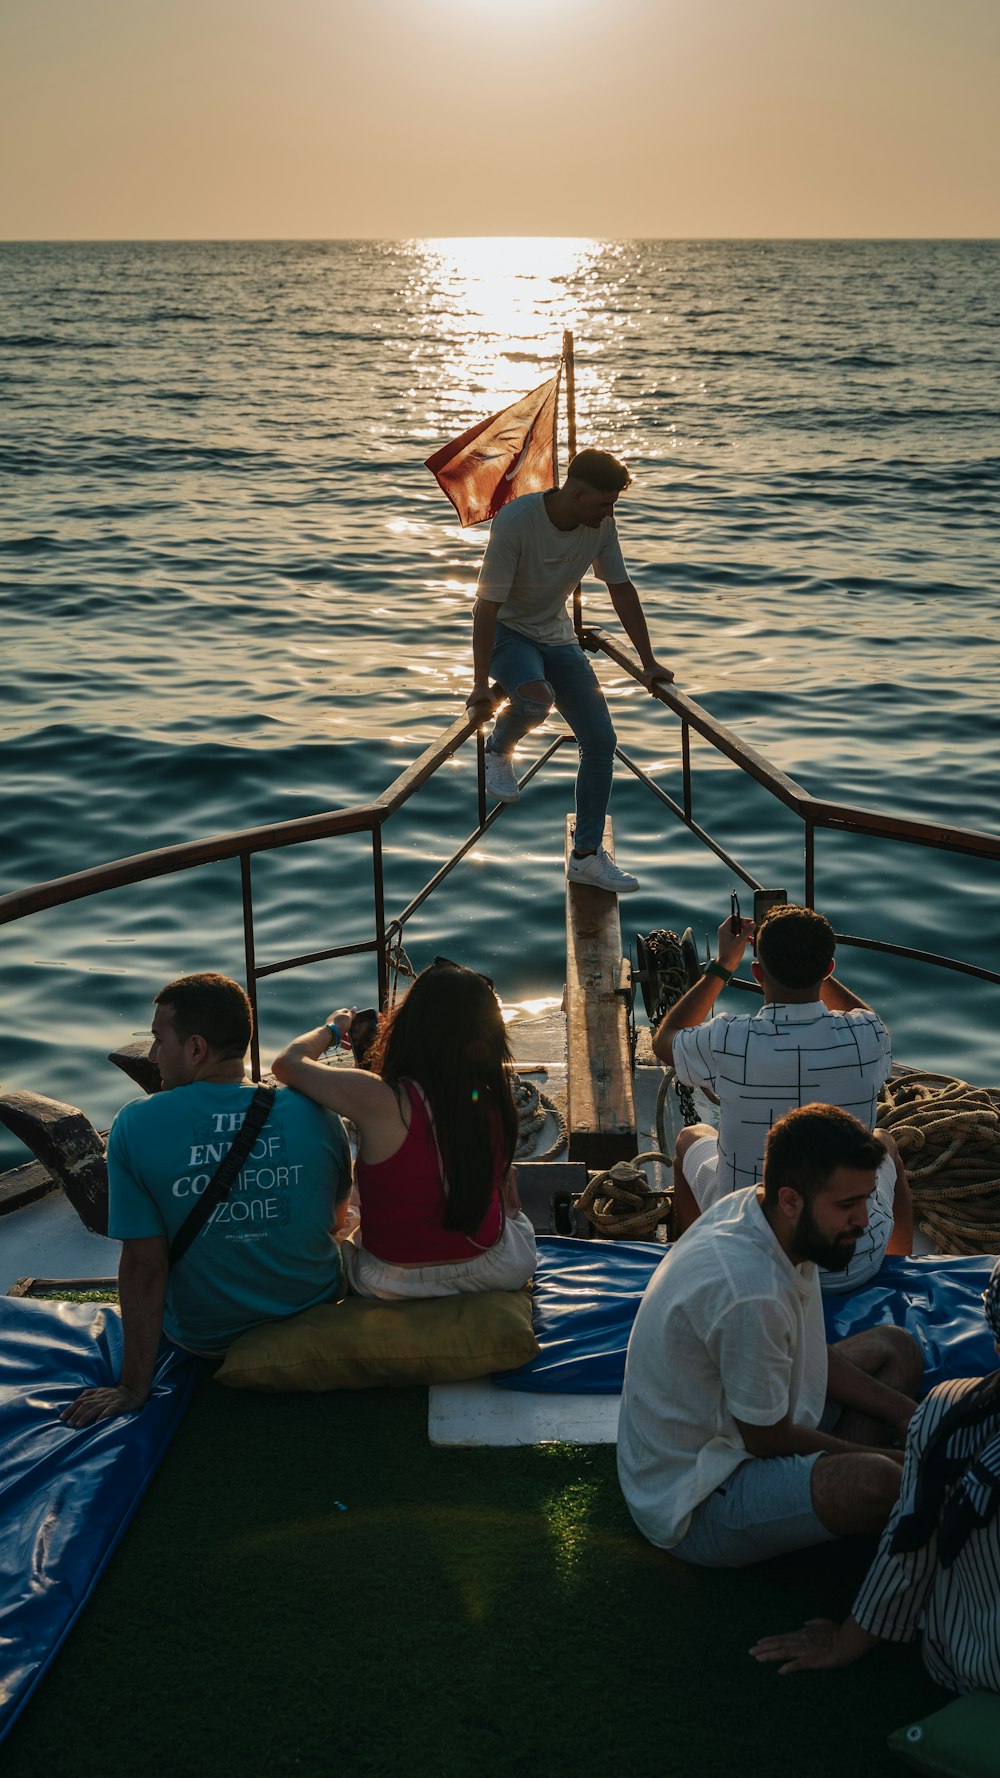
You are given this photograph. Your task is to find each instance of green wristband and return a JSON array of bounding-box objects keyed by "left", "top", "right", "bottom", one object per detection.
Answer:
[{"left": 703, "top": 960, "right": 733, "bottom": 985}]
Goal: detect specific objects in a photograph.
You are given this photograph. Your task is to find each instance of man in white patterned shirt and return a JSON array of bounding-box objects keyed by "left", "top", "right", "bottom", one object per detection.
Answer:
[{"left": 653, "top": 903, "right": 912, "bottom": 1286}]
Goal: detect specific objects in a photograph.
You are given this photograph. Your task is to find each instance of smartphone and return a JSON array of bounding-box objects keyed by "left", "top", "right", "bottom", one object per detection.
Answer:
[
  {"left": 349, "top": 1008, "right": 380, "bottom": 1070},
  {"left": 753, "top": 888, "right": 787, "bottom": 943}
]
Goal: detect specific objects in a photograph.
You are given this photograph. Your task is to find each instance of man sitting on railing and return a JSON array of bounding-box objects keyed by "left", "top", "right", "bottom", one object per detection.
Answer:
[
  {"left": 465, "top": 449, "right": 674, "bottom": 896},
  {"left": 652, "top": 903, "right": 913, "bottom": 1290},
  {"left": 61, "top": 973, "right": 351, "bottom": 1426},
  {"left": 617, "top": 1105, "right": 923, "bottom": 1568}
]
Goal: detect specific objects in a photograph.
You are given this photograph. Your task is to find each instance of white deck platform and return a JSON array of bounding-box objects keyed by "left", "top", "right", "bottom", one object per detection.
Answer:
[
  {"left": 428, "top": 1381, "right": 620, "bottom": 1447},
  {"left": 428, "top": 1020, "right": 666, "bottom": 1448},
  {"left": 1, "top": 1188, "right": 119, "bottom": 1294}
]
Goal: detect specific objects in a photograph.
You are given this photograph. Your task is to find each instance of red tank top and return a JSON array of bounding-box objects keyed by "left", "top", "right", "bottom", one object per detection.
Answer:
[{"left": 355, "top": 1081, "right": 505, "bottom": 1265}]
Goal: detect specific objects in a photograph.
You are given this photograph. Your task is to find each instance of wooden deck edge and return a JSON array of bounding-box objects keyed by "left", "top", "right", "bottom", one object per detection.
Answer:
[{"left": 0, "top": 1157, "right": 58, "bottom": 1217}]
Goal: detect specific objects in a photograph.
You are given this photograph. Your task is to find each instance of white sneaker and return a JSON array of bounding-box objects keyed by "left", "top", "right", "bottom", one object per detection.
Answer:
[
  {"left": 566, "top": 845, "right": 639, "bottom": 894},
  {"left": 484, "top": 747, "right": 520, "bottom": 803}
]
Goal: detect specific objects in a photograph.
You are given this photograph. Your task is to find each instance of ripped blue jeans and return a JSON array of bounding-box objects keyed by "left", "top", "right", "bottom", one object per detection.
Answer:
[{"left": 488, "top": 621, "right": 617, "bottom": 855}]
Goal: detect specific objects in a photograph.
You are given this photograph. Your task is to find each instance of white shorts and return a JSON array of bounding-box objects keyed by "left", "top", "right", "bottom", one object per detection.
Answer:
[
  {"left": 342, "top": 1209, "right": 537, "bottom": 1301},
  {"left": 680, "top": 1132, "right": 725, "bottom": 1211},
  {"left": 669, "top": 1452, "right": 835, "bottom": 1569},
  {"left": 681, "top": 1135, "right": 895, "bottom": 1233}
]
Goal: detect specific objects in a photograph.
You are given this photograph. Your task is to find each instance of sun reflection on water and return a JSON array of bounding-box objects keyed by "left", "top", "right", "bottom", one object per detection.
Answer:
[{"left": 404, "top": 236, "right": 604, "bottom": 417}]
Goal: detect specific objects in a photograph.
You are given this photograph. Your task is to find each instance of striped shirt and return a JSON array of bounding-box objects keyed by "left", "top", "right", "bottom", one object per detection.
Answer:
[
  {"left": 672, "top": 1001, "right": 891, "bottom": 1196},
  {"left": 852, "top": 1377, "right": 1000, "bottom": 1694}
]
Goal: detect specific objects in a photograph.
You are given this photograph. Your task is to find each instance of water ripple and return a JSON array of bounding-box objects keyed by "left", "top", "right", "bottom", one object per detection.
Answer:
[{"left": 1, "top": 239, "right": 999, "bottom": 1167}]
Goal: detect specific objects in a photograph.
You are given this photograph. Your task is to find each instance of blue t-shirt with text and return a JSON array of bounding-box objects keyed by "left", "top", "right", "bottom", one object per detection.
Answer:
[{"left": 108, "top": 1081, "right": 351, "bottom": 1351}]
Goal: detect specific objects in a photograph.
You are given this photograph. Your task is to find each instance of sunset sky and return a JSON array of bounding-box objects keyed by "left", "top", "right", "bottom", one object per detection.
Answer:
[{"left": 2, "top": 0, "right": 997, "bottom": 240}]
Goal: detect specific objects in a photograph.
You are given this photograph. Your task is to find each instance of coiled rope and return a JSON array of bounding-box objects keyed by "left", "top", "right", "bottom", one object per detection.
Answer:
[
  {"left": 574, "top": 1152, "right": 673, "bottom": 1239},
  {"left": 878, "top": 1070, "right": 1000, "bottom": 1256},
  {"left": 512, "top": 1073, "right": 567, "bottom": 1163}
]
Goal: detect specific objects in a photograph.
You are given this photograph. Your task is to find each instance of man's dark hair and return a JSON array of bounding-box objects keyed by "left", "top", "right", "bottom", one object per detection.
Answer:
[
  {"left": 155, "top": 973, "right": 252, "bottom": 1060},
  {"left": 566, "top": 449, "right": 631, "bottom": 494},
  {"left": 756, "top": 904, "right": 836, "bottom": 991},
  {"left": 762, "top": 1103, "right": 883, "bottom": 1207}
]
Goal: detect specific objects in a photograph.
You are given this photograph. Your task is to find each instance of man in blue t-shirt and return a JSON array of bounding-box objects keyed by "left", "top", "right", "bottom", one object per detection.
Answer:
[{"left": 62, "top": 972, "right": 351, "bottom": 1427}]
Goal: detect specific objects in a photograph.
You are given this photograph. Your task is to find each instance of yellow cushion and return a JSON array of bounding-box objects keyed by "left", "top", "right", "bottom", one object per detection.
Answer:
[{"left": 215, "top": 1287, "right": 538, "bottom": 1392}]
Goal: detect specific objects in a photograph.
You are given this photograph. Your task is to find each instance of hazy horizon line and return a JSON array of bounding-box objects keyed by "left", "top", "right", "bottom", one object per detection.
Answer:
[{"left": 2, "top": 234, "right": 998, "bottom": 247}]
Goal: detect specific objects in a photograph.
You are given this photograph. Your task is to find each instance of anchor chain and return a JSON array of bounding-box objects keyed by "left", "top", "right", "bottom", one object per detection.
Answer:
[{"left": 643, "top": 928, "right": 701, "bottom": 1142}]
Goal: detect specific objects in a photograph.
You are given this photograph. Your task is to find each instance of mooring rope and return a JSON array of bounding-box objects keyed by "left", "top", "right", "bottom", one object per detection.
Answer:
[
  {"left": 386, "top": 937, "right": 416, "bottom": 1010},
  {"left": 574, "top": 1151, "right": 673, "bottom": 1239},
  {"left": 878, "top": 1070, "right": 1000, "bottom": 1256}
]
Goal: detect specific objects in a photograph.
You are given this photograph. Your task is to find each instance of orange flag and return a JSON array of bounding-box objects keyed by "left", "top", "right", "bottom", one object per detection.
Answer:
[{"left": 424, "top": 372, "right": 561, "bottom": 527}]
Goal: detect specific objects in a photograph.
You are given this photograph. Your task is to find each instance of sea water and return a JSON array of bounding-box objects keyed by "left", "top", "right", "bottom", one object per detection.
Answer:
[{"left": 1, "top": 238, "right": 999, "bottom": 1168}]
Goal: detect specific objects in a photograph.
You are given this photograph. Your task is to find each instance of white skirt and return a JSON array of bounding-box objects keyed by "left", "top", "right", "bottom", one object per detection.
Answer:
[{"left": 342, "top": 1209, "right": 537, "bottom": 1301}]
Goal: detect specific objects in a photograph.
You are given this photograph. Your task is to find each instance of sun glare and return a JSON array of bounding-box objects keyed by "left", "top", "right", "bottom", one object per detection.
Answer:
[{"left": 406, "top": 236, "right": 598, "bottom": 411}]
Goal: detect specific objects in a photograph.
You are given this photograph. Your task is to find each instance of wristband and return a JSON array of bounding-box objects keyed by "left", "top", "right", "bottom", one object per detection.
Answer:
[
  {"left": 324, "top": 1021, "right": 345, "bottom": 1047},
  {"left": 703, "top": 960, "right": 733, "bottom": 985}
]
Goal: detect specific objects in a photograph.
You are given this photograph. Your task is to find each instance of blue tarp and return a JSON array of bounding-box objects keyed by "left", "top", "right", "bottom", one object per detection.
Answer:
[
  {"left": 0, "top": 1295, "right": 197, "bottom": 1745},
  {"left": 494, "top": 1238, "right": 999, "bottom": 1395}
]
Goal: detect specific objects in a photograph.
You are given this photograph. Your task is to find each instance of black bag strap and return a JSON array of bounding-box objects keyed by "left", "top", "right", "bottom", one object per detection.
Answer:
[{"left": 168, "top": 1084, "right": 277, "bottom": 1269}]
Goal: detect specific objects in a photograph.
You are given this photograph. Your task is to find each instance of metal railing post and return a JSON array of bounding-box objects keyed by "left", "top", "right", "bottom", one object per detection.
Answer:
[
  {"left": 240, "top": 853, "right": 261, "bottom": 1081},
  {"left": 681, "top": 720, "right": 692, "bottom": 824},
  {"left": 372, "top": 822, "right": 388, "bottom": 1011},
  {"left": 804, "top": 823, "right": 815, "bottom": 909}
]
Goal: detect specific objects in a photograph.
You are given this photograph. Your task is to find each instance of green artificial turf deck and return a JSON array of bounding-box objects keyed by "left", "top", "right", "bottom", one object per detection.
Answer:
[{"left": 3, "top": 1371, "right": 943, "bottom": 1778}]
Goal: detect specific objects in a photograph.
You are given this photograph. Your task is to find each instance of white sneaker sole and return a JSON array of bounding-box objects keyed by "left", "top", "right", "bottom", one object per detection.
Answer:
[
  {"left": 483, "top": 757, "right": 520, "bottom": 802},
  {"left": 566, "top": 863, "right": 639, "bottom": 894}
]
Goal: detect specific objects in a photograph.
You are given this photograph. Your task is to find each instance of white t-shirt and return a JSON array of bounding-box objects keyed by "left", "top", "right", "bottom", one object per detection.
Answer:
[
  {"left": 617, "top": 1184, "right": 828, "bottom": 1549},
  {"left": 672, "top": 1001, "right": 891, "bottom": 1197},
  {"left": 475, "top": 491, "right": 628, "bottom": 647}
]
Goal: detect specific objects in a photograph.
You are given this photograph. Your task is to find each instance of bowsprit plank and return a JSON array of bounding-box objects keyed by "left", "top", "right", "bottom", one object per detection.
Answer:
[
  {"left": 0, "top": 1091, "right": 108, "bottom": 1235},
  {"left": 564, "top": 817, "right": 637, "bottom": 1169}
]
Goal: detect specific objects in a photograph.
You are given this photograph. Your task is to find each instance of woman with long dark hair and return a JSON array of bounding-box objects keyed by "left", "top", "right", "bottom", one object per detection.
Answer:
[{"left": 272, "top": 962, "right": 536, "bottom": 1299}]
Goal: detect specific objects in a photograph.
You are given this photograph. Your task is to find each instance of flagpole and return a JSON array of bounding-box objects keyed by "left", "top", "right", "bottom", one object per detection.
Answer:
[{"left": 563, "top": 329, "right": 583, "bottom": 638}]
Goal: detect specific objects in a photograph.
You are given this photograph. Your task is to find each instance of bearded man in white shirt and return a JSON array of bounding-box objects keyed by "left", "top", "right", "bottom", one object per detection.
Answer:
[
  {"left": 617, "top": 1103, "right": 923, "bottom": 1568},
  {"left": 465, "top": 450, "right": 673, "bottom": 896}
]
